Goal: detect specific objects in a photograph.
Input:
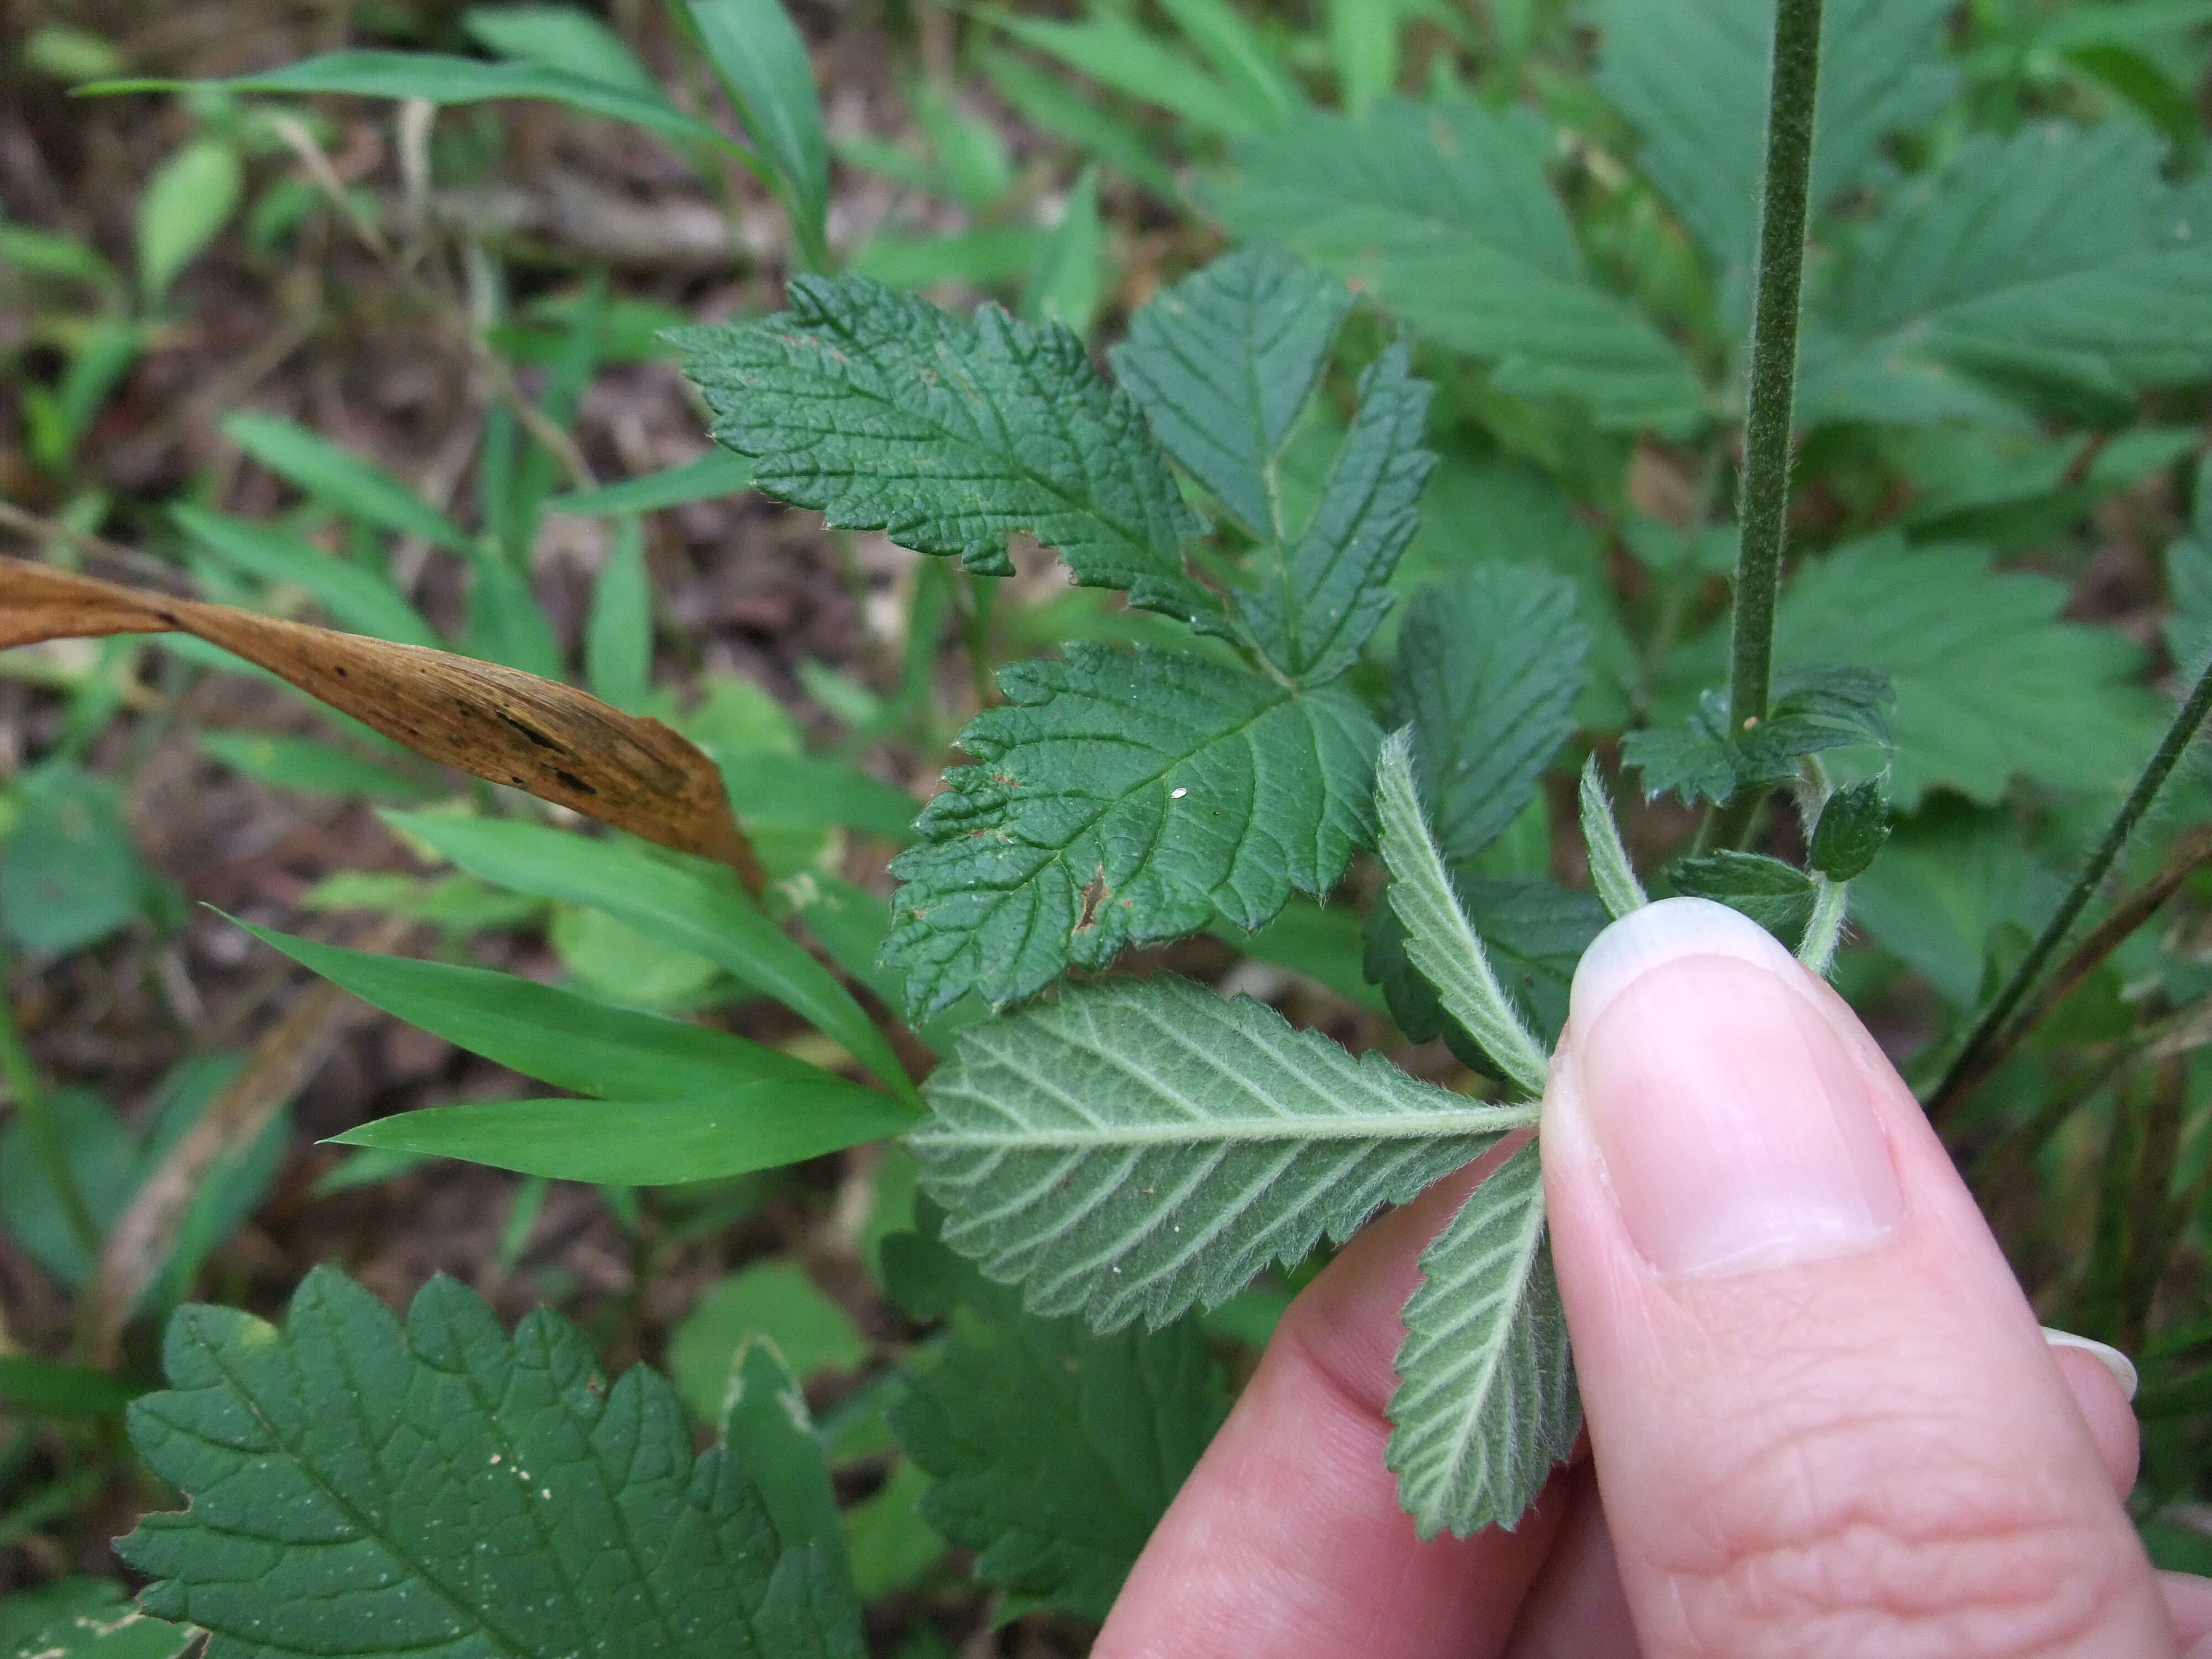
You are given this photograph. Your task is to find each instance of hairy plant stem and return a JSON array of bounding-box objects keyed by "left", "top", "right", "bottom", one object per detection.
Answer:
[
  {"left": 1930, "top": 657, "right": 2212, "bottom": 1119},
  {"left": 1727, "top": 0, "right": 1824, "bottom": 734},
  {"left": 0, "top": 940, "right": 102, "bottom": 1264}
]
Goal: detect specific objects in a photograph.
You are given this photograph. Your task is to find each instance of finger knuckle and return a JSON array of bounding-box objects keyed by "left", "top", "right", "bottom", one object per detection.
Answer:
[{"left": 1651, "top": 1411, "right": 2139, "bottom": 1659}]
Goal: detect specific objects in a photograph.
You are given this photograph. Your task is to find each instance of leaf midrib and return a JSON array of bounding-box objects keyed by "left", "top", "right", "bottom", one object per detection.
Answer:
[{"left": 912, "top": 1104, "right": 1534, "bottom": 1149}]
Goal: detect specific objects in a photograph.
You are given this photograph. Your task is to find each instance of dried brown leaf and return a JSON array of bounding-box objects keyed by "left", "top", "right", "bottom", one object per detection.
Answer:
[{"left": 0, "top": 555, "right": 763, "bottom": 888}]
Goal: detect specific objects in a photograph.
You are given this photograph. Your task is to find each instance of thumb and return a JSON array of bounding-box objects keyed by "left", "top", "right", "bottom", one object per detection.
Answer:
[{"left": 1542, "top": 896, "right": 2173, "bottom": 1658}]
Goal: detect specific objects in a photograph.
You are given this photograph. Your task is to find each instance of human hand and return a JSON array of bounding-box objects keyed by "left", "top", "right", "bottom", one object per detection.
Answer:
[{"left": 1095, "top": 896, "right": 2212, "bottom": 1658}]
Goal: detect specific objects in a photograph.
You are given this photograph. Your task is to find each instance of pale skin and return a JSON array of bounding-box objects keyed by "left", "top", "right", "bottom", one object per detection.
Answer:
[{"left": 1095, "top": 898, "right": 2212, "bottom": 1659}]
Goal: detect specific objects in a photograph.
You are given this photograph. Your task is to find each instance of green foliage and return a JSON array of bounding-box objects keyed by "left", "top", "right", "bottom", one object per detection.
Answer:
[
  {"left": 670, "top": 1262, "right": 868, "bottom": 1422},
  {"left": 685, "top": 0, "right": 831, "bottom": 259},
  {"left": 883, "top": 644, "right": 1379, "bottom": 1016},
  {"left": 1671, "top": 849, "right": 1819, "bottom": 940},
  {"left": 0, "top": 763, "right": 154, "bottom": 954},
  {"left": 672, "top": 276, "right": 1209, "bottom": 615},
  {"left": 1809, "top": 779, "right": 1891, "bottom": 881},
  {"left": 913, "top": 973, "right": 1530, "bottom": 1329},
  {"left": 1627, "top": 667, "right": 1892, "bottom": 806},
  {"left": 120, "top": 1269, "right": 867, "bottom": 1657},
  {"left": 0, "top": 1580, "right": 189, "bottom": 1659},
  {"left": 1386, "top": 1142, "right": 1578, "bottom": 1537},
  {"left": 136, "top": 137, "right": 240, "bottom": 304},
  {"left": 886, "top": 1228, "right": 1224, "bottom": 1619}
]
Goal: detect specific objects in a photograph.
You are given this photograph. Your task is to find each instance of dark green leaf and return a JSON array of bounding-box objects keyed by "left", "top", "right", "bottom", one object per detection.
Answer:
[
  {"left": 1207, "top": 98, "right": 1703, "bottom": 428},
  {"left": 672, "top": 276, "right": 1210, "bottom": 619},
  {"left": 721, "top": 1339, "right": 851, "bottom": 1588},
  {"left": 887, "top": 1229, "right": 1224, "bottom": 1620},
  {"left": 1809, "top": 779, "right": 1890, "bottom": 880},
  {"left": 1626, "top": 667, "right": 1893, "bottom": 806},
  {"left": 884, "top": 644, "right": 1379, "bottom": 1016},
  {"left": 0, "top": 1579, "right": 191, "bottom": 1659},
  {"left": 1394, "top": 564, "right": 1587, "bottom": 863},
  {"left": 120, "top": 1267, "right": 867, "bottom": 1658},
  {"left": 1671, "top": 851, "right": 1817, "bottom": 940}
]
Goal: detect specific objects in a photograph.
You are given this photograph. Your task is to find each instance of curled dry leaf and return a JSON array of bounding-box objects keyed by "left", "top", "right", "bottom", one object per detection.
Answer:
[{"left": 0, "top": 555, "right": 763, "bottom": 889}]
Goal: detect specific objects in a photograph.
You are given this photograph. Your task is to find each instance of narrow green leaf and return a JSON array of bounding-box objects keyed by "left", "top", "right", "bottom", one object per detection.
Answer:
[
  {"left": 1328, "top": 0, "right": 1401, "bottom": 114},
  {"left": 1386, "top": 1140, "right": 1578, "bottom": 1536},
  {"left": 119, "top": 1268, "right": 868, "bottom": 1658},
  {"left": 1394, "top": 564, "right": 1587, "bottom": 864},
  {"left": 545, "top": 449, "right": 753, "bottom": 515},
  {"left": 884, "top": 644, "right": 1380, "bottom": 1017},
  {"left": 384, "top": 812, "right": 916, "bottom": 1103},
  {"left": 1020, "top": 165, "right": 1107, "bottom": 341},
  {"left": 175, "top": 505, "right": 439, "bottom": 648},
  {"left": 331, "top": 1085, "right": 906, "bottom": 1183},
  {"left": 463, "top": 4, "right": 662, "bottom": 97},
  {"left": 912, "top": 972, "right": 1532, "bottom": 1331},
  {"left": 235, "top": 919, "right": 858, "bottom": 1103},
  {"left": 1233, "top": 340, "right": 1434, "bottom": 684},
  {"left": 1153, "top": 0, "right": 1302, "bottom": 127},
  {"left": 0, "top": 1354, "right": 145, "bottom": 1418},
  {"left": 586, "top": 519, "right": 653, "bottom": 711},
  {"left": 136, "top": 137, "right": 240, "bottom": 302},
  {"left": 717, "top": 753, "right": 919, "bottom": 841},
  {"left": 991, "top": 12, "right": 1256, "bottom": 137},
  {"left": 460, "top": 551, "right": 566, "bottom": 679},
  {"left": 1578, "top": 757, "right": 1646, "bottom": 921},
  {"left": 1374, "top": 729, "right": 1550, "bottom": 1097},
  {"left": 222, "top": 413, "right": 473, "bottom": 554},
  {"left": 197, "top": 732, "right": 434, "bottom": 804},
  {"left": 848, "top": 226, "right": 1046, "bottom": 289},
  {"left": 887, "top": 1228, "right": 1223, "bottom": 1620},
  {"left": 101, "top": 53, "right": 743, "bottom": 161},
  {"left": 723, "top": 1339, "right": 851, "bottom": 1588},
  {"left": 685, "top": 0, "right": 830, "bottom": 249},
  {"left": 976, "top": 47, "right": 1181, "bottom": 201},
  {"left": 1110, "top": 247, "right": 1352, "bottom": 542},
  {"left": 1207, "top": 99, "right": 1703, "bottom": 429},
  {"left": 671, "top": 276, "right": 1210, "bottom": 618}
]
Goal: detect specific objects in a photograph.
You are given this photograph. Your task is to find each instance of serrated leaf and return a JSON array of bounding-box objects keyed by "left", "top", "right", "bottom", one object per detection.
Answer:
[
  {"left": 884, "top": 644, "right": 1379, "bottom": 1017},
  {"left": 1386, "top": 1139, "right": 1578, "bottom": 1537},
  {"left": 1770, "top": 535, "right": 2160, "bottom": 807},
  {"left": 1671, "top": 850, "right": 1818, "bottom": 940},
  {"left": 1394, "top": 564, "right": 1587, "bottom": 864},
  {"left": 911, "top": 973, "right": 1532, "bottom": 1331},
  {"left": 1799, "top": 123, "right": 2212, "bottom": 425},
  {"left": 887, "top": 1229, "right": 1223, "bottom": 1620},
  {"left": 1111, "top": 248, "right": 1353, "bottom": 543},
  {"left": 670, "top": 276, "right": 1211, "bottom": 619},
  {"left": 1809, "top": 779, "right": 1890, "bottom": 881},
  {"left": 0, "top": 1579, "right": 191, "bottom": 1659},
  {"left": 1232, "top": 340, "right": 1435, "bottom": 683},
  {"left": 1593, "top": 0, "right": 1955, "bottom": 317},
  {"left": 1579, "top": 757, "right": 1647, "bottom": 920},
  {"left": 1206, "top": 98, "right": 1703, "bottom": 429},
  {"left": 1625, "top": 667, "right": 1893, "bottom": 806},
  {"left": 119, "top": 1267, "right": 865, "bottom": 1659},
  {"left": 1374, "top": 731, "right": 1549, "bottom": 1097}
]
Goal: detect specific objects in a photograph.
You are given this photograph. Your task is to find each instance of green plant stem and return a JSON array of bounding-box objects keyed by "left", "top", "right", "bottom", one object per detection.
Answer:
[
  {"left": 1930, "top": 657, "right": 2212, "bottom": 1118},
  {"left": 1726, "top": 0, "right": 1824, "bottom": 734},
  {"left": 0, "top": 942, "right": 101, "bottom": 1267}
]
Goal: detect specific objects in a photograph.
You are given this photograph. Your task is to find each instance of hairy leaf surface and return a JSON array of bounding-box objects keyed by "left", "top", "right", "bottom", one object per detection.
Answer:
[
  {"left": 886, "top": 1230, "right": 1222, "bottom": 1619},
  {"left": 884, "top": 644, "right": 1379, "bottom": 1016},
  {"left": 1394, "top": 566, "right": 1587, "bottom": 864},
  {"left": 1625, "top": 668, "right": 1893, "bottom": 806},
  {"left": 671, "top": 277, "right": 1210, "bottom": 618},
  {"left": 1232, "top": 341, "right": 1435, "bottom": 682},
  {"left": 1207, "top": 98, "right": 1702, "bottom": 427},
  {"left": 1800, "top": 123, "right": 2212, "bottom": 424},
  {"left": 1387, "top": 1141, "right": 1578, "bottom": 1537},
  {"left": 1110, "top": 248, "right": 1351, "bottom": 541},
  {"left": 911, "top": 973, "right": 1531, "bottom": 1331},
  {"left": 119, "top": 1267, "right": 864, "bottom": 1659}
]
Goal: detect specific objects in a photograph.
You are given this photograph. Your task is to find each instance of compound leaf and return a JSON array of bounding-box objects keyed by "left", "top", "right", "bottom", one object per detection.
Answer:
[
  {"left": 1394, "top": 565, "right": 1587, "bottom": 864},
  {"left": 1770, "top": 536, "right": 2159, "bottom": 806},
  {"left": 886, "top": 1229, "right": 1223, "bottom": 1620},
  {"left": 1625, "top": 667, "right": 1893, "bottom": 807},
  {"left": 884, "top": 644, "right": 1379, "bottom": 1018},
  {"left": 1593, "top": 0, "right": 1955, "bottom": 314},
  {"left": 1799, "top": 123, "right": 2212, "bottom": 425},
  {"left": 1206, "top": 98, "right": 1702, "bottom": 429},
  {"left": 1387, "top": 1140, "right": 1578, "bottom": 1537},
  {"left": 671, "top": 276, "right": 1211, "bottom": 620},
  {"left": 1232, "top": 340, "right": 1436, "bottom": 684},
  {"left": 1110, "top": 247, "right": 1352, "bottom": 541},
  {"left": 911, "top": 973, "right": 1532, "bottom": 1331},
  {"left": 119, "top": 1267, "right": 865, "bottom": 1659}
]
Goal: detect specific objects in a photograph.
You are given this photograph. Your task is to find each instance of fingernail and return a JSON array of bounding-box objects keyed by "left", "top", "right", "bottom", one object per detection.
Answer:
[
  {"left": 2043, "top": 1327, "right": 2139, "bottom": 1402},
  {"left": 1562, "top": 896, "right": 1903, "bottom": 1278}
]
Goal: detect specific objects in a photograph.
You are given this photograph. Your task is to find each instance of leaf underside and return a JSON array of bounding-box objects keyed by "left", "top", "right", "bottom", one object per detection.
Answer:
[
  {"left": 119, "top": 1267, "right": 864, "bottom": 1659},
  {"left": 884, "top": 643, "right": 1380, "bottom": 1018},
  {"left": 911, "top": 973, "right": 1530, "bottom": 1332},
  {"left": 1387, "top": 1140, "right": 1579, "bottom": 1537}
]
